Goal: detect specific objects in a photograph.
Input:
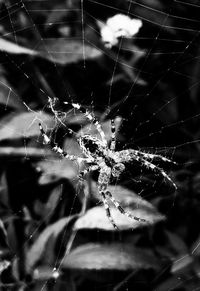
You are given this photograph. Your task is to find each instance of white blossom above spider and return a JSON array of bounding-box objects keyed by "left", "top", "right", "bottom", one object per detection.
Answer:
[{"left": 39, "top": 102, "right": 177, "bottom": 229}]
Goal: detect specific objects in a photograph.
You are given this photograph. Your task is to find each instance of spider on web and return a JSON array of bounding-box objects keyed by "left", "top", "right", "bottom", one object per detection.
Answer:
[{"left": 39, "top": 102, "right": 177, "bottom": 229}]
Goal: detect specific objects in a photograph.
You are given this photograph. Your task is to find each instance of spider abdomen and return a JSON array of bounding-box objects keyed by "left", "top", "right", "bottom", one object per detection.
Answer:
[{"left": 98, "top": 166, "right": 111, "bottom": 191}]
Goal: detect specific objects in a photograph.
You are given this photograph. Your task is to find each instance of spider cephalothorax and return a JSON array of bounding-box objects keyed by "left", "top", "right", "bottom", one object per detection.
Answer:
[
  {"left": 111, "top": 163, "right": 125, "bottom": 178},
  {"left": 39, "top": 102, "right": 177, "bottom": 229},
  {"left": 79, "top": 135, "right": 105, "bottom": 156}
]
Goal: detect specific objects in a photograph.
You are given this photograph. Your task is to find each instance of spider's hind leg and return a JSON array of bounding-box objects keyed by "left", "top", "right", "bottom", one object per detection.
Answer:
[
  {"left": 101, "top": 192, "right": 119, "bottom": 229},
  {"left": 138, "top": 151, "right": 177, "bottom": 165},
  {"left": 105, "top": 191, "right": 147, "bottom": 223},
  {"left": 127, "top": 151, "right": 177, "bottom": 190}
]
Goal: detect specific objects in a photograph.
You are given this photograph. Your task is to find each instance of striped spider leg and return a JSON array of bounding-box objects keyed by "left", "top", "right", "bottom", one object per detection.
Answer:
[
  {"left": 78, "top": 165, "right": 99, "bottom": 180},
  {"left": 103, "top": 188, "right": 147, "bottom": 229},
  {"left": 116, "top": 149, "right": 177, "bottom": 189},
  {"left": 110, "top": 119, "right": 116, "bottom": 151},
  {"left": 39, "top": 123, "right": 90, "bottom": 163},
  {"left": 64, "top": 102, "right": 108, "bottom": 147},
  {"left": 97, "top": 161, "right": 147, "bottom": 229}
]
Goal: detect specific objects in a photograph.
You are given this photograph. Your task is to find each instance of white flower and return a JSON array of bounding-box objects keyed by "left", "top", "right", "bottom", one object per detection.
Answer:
[
  {"left": 99, "top": 14, "right": 143, "bottom": 48},
  {"left": 100, "top": 25, "right": 119, "bottom": 47}
]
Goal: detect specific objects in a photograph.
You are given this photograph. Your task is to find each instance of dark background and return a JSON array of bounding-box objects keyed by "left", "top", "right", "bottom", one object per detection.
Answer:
[{"left": 0, "top": 0, "right": 200, "bottom": 290}]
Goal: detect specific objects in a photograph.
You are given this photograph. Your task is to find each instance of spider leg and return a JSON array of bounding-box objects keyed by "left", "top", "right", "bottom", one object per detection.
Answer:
[
  {"left": 137, "top": 156, "right": 177, "bottom": 189},
  {"left": 39, "top": 123, "right": 89, "bottom": 162},
  {"left": 105, "top": 191, "right": 147, "bottom": 223},
  {"left": 97, "top": 166, "right": 119, "bottom": 229},
  {"left": 101, "top": 191, "right": 118, "bottom": 229},
  {"left": 110, "top": 119, "right": 116, "bottom": 151},
  {"left": 39, "top": 123, "right": 51, "bottom": 144},
  {"left": 118, "top": 149, "right": 176, "bottom": 165},
  {"left": 117, "top": 149, "right": 176, "bottom": 189},
  {"left": 135, "top": 150, "right": 177, "bottom": 164},
  {"left": 78, "top": 136, "right": 96, "bottom": 159},
  {"left": 79, "top": 165, "right": 99, "bottom": 179},
  {"left": 64, "top": 102, "right": 107, "bottom": 147}
]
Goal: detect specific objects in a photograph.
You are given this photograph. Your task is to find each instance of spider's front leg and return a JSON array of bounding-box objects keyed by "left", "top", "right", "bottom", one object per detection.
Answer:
[
  {"left": 64, "top": 102, "right": 108, "bottom": 147},
  {"left": 39, "top": 123, "right": 86, "bottom": 162},
  {"left": 78, "top": 165, "right": 99, "bottom": 180}
]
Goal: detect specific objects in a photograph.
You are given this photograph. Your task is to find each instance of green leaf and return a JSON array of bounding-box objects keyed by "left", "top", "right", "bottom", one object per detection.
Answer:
[
  {"left": 63, "top": 137, "right": 84, "bottom": 158},
  {"left": 0, "top": 218, "right": 9, "bottom": 249},
  {"left": 191, "top": 234, "right": 200, "bottom": 256},
  {"left": 171, "top": 254, "right": 193, "bottom": 275},
  {"left": 33, "top": 186, "right": 62, "bottom": 221},
  {"left": 0, "top": 38, "right": 37, "bottom": 55},
  {"left": 37, "top": 39, "right": 102, "bottom": 65},
  {"left": 0, "top": 147, "right": 52, "bottom": 158},
  {"left": 0, "top": 38, "right": 102, "bottom": 66},
  {"left": 89, "top": 183, "right": 164, "bottom": 210},
  {"left": 0, "top": 260, "right": 10, "bottom": 274},
  {"left": 33, "top": 266, "right": 76, "bottom": 291},
  {"left": 165, "top": 231, "right": 188, "bottom": 256},
  {"left": 74, "top": 185, "right": 165, "bottom": 230},
  {"left": 0, "top": 111, "right": 55, "bottom": 140},
  {"left": 74, "top": 204, "right": 164, "bottom": 231},
  {"left": 35, "top": 158, "right": 78, "bottom": 184},
  {"left": 63, "top": 243, "right": 160, "bottom": 271},
  {"left": 26, "top": 216, "right": 74, "bottom": 272},
  {"left": 0, "top": 66, "right": 23, "bottom": 109}
]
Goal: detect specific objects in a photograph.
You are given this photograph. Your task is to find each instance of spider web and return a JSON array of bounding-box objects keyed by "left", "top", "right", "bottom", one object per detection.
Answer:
[{"left": 0, "top": 0, "right": 200, "bottom": 290}]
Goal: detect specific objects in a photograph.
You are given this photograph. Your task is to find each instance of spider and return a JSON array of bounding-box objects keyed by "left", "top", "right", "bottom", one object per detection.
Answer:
[{"left": 39, "top": 102, "right": 177, "bottom": 229}]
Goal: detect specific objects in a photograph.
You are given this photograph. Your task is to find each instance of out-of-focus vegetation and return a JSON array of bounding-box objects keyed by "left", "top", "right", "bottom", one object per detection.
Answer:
[{"left": 0, "top": 0, "right": 200, "bottom": 290}]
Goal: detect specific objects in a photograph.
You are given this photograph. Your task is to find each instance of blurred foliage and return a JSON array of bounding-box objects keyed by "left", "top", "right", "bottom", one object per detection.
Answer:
[{"left": 0, "top": 0, "right": 199, "bottom": 290}]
